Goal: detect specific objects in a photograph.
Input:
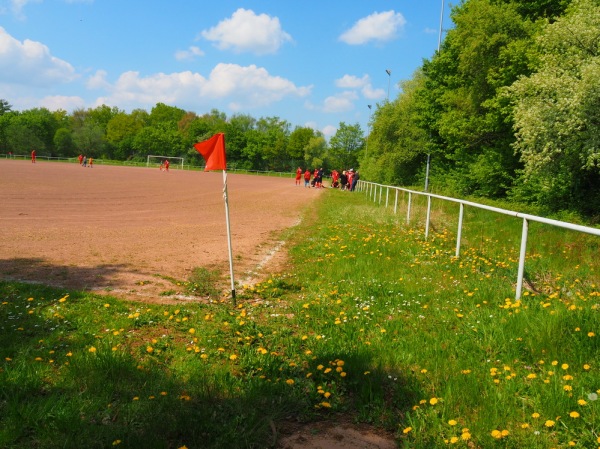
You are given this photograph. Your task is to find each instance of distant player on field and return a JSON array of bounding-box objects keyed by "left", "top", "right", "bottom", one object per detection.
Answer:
[
  {"left": 295, "top": 167, "right": 302, "bottom": 185},
  {"left": 164, "top": 159, "right": 170, "bottom": 172},
  {"left": 31, "top": 149, "right": 36, "bottom": 163}
]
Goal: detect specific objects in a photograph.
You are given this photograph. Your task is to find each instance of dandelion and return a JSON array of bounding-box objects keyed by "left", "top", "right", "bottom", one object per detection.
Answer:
[
  {"left": 521, "top": 423, "right": 530, "bottom": 429},
  {"left": 146, "top": 346, "right": 153, "bottom": 353},
  {"left": 449, "top": 436, "right": 459, "bottom": 444},
  {"left": 578, "top": 399, "right": 587, "bottom": 406},
  {"left": 561, "top": 363, "right": 569, "bottom": 370},
  {"left": 188, "top": 328, "right": 195, "bottom": 334},
  {"left": 491, "top": 430, "right": 502, "bottom": 439},
  {"left": 104, "top": 304, "right": 110, "bottom": 308},
  {"left": 429, "top": 397, "right": 438, "bottom": 405},
  {"left": 229, "top": 354, "right": 237, "bottom": 361},
  {"left": 588, "top": 392, "right": 598, "bottom": 401},
  {"left": 89, "top": 347, "right": 97, "bottom": 353},
  {"left": 583, "top": 364, "right": 591, "bottom": 370},
  {"left": 286, "top": 379, "right": 294, "bottom": 385},
  {"left": 402, "top": 427, "right": 412, "bottom": 434},
  {"left": 320, "top": 402, "right": 331, "bottom": 408},
  {"left": 448, "top": 420, "right": 457, "bottom": 426},
  {"left": 461, "top": 431, "right": 471, "bottom": 440},
  {"left": 569, "top": 411, "right": 580, "bottom": 418},
  {"left": 544, "top": 420, "right": 555, "bottom": 427},
  {"left": 588, "top": 332, "right": 596, "bottom": 337},
  {"left": 112, "top": 440, "right": 121, "bottom": 446},
  {"left": 532, "top": 412, "right": 540, "bottom": 419}
]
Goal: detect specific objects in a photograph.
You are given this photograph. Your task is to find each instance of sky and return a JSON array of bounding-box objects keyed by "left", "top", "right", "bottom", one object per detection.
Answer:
[{"left": 0, "top": 0, "right": 452, "bottom": 138}]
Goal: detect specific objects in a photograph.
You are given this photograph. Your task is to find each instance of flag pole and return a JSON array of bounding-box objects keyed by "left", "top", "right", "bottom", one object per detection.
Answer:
[{"left": 222, "top": 169, "right": 236, "bottom": 305}]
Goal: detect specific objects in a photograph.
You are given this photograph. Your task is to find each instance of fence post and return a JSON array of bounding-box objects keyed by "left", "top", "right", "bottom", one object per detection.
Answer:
[
  {"left": 394, "top": 189, "right": 399, "bottom": 214},
  {"left": 379, "top": 186, "right": 383, "bottom": 205},
  {"left": 407, "top": 192, "right": 412, "bottom": 223},
  {"left": 425, "top": 195, "right": 432, "bottom": 239},
  {"left": 515, "top": 218, "right": 529, "bottom": 300},
  {"left": 386, "top": 187, "right": 389, "bottom": 208},
  {"left": 456, "top": 203, "right": 464, "bottom": 257}
]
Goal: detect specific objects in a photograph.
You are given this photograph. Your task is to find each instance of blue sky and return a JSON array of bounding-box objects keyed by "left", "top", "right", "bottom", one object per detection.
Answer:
[{"left": 0, "top": 0, "right": 451, "bottom": 138}]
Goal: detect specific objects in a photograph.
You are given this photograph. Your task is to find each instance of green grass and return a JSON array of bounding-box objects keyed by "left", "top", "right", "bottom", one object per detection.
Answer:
[{"left": 1, "top": 189, "right": 599, "bottom": 448}]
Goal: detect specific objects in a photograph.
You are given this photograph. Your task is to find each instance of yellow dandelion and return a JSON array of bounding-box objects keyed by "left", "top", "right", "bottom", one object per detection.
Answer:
[
  {"left": 448, "top": 420, "right": 457, "bottom": 426},
  {"left": 188, "top": 328, "right": 195, "bottom": 334},
  {"left": 544, "top": 420, "right": 555, "bottom": 427},
  {"left": 588, "top": 332, "right": 596, "bottom": 337},
  {"left": 320, "top": 401, "right": 331, "bottom": 408},
  {"left": 286, "top": 379, "right": 294, "bottom": 385},
  {"left": 532, "top": 412, "right": 540, "bottom": 419},
  {"left": 461, "top": 431, "right": 471, "bottom": 441},
  {"left": 561, "top": 363, "right": 569, "bottom": 370},
  {"left": 429, "top": 397, "right": 438, "bottom": 405},
  {"left": 146, "top": 346, "right": 153, "bottom": 353},
  {"left": 569, "top": 411, "right": 580, "bottom": 418},
  {"left": 402, "top": 427, "right": 412, "bottom": 434},
  {"left": 88, "top": 347, "right": 97, "bottom": 353},
  {"left": 229, "top": 354, "right": 237, "bottom": 361},
  {"left": 449, "top": 436, "right": 459, "bottom": 444},
  {"left": 491, "top": 430, "right": 502, "bottom": 439},
  {"left": 112, "top": 440, "right": 121, "bottom": 446}
]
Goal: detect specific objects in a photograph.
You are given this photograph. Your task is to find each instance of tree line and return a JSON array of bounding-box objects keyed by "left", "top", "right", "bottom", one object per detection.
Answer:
[
  {"left": 364, "top": 0, "right": 600, "bottom": 217},
  {"left": 0, "top": 100, "right": 365, "bottom": 173}
]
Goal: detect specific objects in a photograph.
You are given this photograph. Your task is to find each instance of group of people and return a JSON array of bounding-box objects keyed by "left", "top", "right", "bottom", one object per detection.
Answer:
[
  {"left": 295, "top": 167, "right": 360, "bottom": 191},
  {"left": 77, "top": 154, "right": 94, "bottom": 167},
  {"left": 159, "top": 159, "right": 170, "bottom": 171}
]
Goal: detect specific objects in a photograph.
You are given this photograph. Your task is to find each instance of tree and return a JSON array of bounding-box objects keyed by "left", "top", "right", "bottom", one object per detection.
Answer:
[
  {"left": 505, "top": 0, "right": 600, "bottom": 213},
  {"left": 0, "top": 99, "right": 12, "bottom": 116},
  {"left": 328, "top": 122, "right": 364, "bottom": 170}
]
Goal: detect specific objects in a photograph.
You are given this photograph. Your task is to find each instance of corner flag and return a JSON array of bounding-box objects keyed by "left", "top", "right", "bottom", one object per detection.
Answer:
[
  {"left": 192, "top": 133, "right": 236, "bottom": 303},
  {"left": 193, "top": 133, "right": 227, "bottom": 171}
]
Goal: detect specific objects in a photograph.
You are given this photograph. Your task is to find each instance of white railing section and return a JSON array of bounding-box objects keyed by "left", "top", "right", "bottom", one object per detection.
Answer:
[{"left": 357, "top": 180, "right": 600, "bottom": 300}]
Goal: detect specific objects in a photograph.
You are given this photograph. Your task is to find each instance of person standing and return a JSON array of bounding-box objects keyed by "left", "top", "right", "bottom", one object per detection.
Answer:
[
  {"left": 82, "top": 155, "right": 87, "bottom": 167},
  {"left": 164, "top": 159, "right": 170, "bottom": 172},
  {"left": 340, "top": 170, "right": 348, "bottom": 190},
  {"left": 78, "top": 154, "right": 83, "bottom": 165},
  {"left": 31, "top": 149, "right": 36, "bottom": 163},
  {"left": 351, "top": 170, "right": 360, "bottom": 191},
  {"left": 304, "top": 169, "right": 311, "bottom": 187},
  {"left": 88, "top": 157, "right": 94, "bottom": 168},
  {"left": 295, "top": 167, "right": 302, "bottom": 185}
]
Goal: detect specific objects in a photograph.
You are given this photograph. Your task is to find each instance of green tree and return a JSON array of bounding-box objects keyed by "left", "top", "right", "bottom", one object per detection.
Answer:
[
  {"left": 328, "top": 122, "right": 364, "bottom": 170},
  {"left": 505, "top": 0, "right": 600, "bottom": 213},
  {"left": 53, "top": 128, "right": 76, "bottom": 157}
]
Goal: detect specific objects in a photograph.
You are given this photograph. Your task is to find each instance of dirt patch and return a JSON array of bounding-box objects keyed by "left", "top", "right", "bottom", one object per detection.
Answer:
[
  {"left": 277, "top": 420, "right": 398, "bottom": 449},
  {"left": 0, "top": 160, "right": 321, "bottom": 302}
]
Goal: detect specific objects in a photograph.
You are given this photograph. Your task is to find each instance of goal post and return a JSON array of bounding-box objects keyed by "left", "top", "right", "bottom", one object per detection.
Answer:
[{"left": 146, "top": 155, "right": 185, "bottom": 170}]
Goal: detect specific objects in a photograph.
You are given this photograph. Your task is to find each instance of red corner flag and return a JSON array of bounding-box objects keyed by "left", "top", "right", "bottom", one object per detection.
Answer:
[{"left": 193, "top": 133, "right": 227, "bottom": 171}]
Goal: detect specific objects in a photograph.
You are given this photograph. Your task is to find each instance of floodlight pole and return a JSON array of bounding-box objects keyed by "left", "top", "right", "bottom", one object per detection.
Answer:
[
  {"left": 366, "top": 104, "right": 372, "bottom": 158},
  {"left": 385, "top": 69, "right": 391, "bottom": 101}
]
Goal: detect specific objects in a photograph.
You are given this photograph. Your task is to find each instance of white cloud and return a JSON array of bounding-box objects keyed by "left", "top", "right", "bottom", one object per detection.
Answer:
[
  {"left": 322, "top": 91, "right": 358, "bottom": 113},
  {"left": 175, "top": 46, "right": 204, "bottom": 61},
  {"left": 7, "top": 0, "right": 41, "bottom": 18},
  {"left": 0, "top": 27, "right": 77, "bottom": 86},
  {"left": 39, "top": 95, "right": 86, "bottom": 111},
  {"left": 201, "top": 8, "right": 292, "bottom": 55},
  {"left": 362, "top": 84, "right": 385, "bottom": 100},
  {"left": 336, "top": 74, "right": 369, "bottom": 89},
  {"left": 91, "top": 63, "right": 311, "bottom": 111},
  {"left": 335, "top": 74, "right": 385, "bottom": 101},
  {"left": 339, "top": 10, "right": 406, "bottom": 45},
  {"left": 322, "top": 125, "right": 337, "bottom": 138}
]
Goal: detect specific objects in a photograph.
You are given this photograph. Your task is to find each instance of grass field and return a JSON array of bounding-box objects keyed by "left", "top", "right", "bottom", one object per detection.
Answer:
[{"left": 1, "top": 188, "right": 599, "bottom": 448}]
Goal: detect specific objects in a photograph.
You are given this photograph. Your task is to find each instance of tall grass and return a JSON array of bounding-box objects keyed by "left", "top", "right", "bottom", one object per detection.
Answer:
[{"left": 1, "top": 189, "right": 599, "bottom": 448}]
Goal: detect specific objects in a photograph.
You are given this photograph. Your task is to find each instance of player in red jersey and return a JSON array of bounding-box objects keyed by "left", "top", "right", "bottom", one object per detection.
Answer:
[
  {"left": 295, "top": 167, "right": 302, "bottom": 185},
  {"left": 31, "top": 149, "right": 36, "bottom": 163}
]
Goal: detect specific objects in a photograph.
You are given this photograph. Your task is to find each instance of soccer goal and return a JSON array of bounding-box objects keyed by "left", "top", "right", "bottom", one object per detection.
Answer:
[{"left": 146, "top": 155, "right": 185, "bottom": 170}]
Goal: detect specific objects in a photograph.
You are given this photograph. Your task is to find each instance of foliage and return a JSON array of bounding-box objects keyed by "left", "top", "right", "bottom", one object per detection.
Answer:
[{"left": 504, "top": 0, "right": 600, "bottom": 214}]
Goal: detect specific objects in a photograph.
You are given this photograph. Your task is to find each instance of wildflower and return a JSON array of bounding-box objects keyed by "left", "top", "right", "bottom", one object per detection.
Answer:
[
  {"left": 569, "top": 411, "right": 580, "bottom": 418},
  {"left": 429, "top": 397, "right": 438, "bottom": 405},
  {"left": 89, "top": 347, "right": 97, "bottom": 353},
  {"left": 588, "top": 332, "right": 596, "bottom": 337},
  {"left": 320, "top": 402, "right": 331, "bottom": 408},
  {"left": 160, "top": 391, "right": 167, "bottom": 396},
  {"left": 402, "top": 427, "right": 412, "bottom": 434},
  {"left": 491, "top": 430, "right": 502, "bottom": 439},
  {"left": 450, "top": 436, "right": 459, "bottom": 444},
  {"left": 532, "top": 413, "right": 540, "bottom": 419},
  {"left": 229, "top": 354, "right": 237, "bottom": 361},
  {"left": 578, "top": 399, "right": 587, "bottom": 406},
  {"left": 146, "top": 346, "right": 153, "bottom": 353},
  {"left": 544, "top": 420, "right": 555, "bottom": 427},
  {"left": 583, "top": 364, "right": 591, "bottom": 370},
  {"left": 286, "top": 379, "right": 294, "bottom": 385},
  {"left": 521, "top": 423, "right": 530, "bottom": 429},
  {"left": 561, "top": 363, "right": 569, "bottom": 370},
  {"left": 448, "top": 420, "right": 457, "bottom": 426},
  {"left": 589, "top": 393, "right": 598, "bottom": 401},
  {"left": 188, "top": 328, "right": 195, "bottom": 334},
  {"left": 461, "top": 431, "right": 471, "bottom": 440},
  {"left": 112, "top": 440, "right": 121, "bottom": 446}
]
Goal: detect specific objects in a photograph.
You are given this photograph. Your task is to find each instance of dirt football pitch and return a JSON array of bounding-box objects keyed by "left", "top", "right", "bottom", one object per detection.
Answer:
[{"left": 0, "top": 159, "right": 322, "bottom": 302}]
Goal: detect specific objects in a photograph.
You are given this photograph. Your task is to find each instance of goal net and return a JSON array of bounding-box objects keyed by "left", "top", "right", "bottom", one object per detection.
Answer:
[{"left": 146, "top": 155, "right": 185, "bottom": 170}]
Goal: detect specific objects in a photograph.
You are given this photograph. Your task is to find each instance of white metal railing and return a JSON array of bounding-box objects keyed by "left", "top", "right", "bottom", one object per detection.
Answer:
[{"left": 357, "top": 180, "right": 600, "bottom": 300}]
